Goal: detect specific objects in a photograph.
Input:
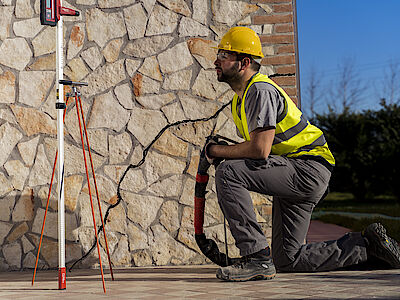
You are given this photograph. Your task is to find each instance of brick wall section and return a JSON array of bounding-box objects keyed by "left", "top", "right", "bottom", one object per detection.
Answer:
[{"left": 251, "top": 0, "right": 299, "bottom": 103}]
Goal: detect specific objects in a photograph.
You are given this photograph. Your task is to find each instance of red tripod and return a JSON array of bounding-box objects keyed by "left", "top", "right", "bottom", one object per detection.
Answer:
[{"left": 32, "top": 80, "right": 113, "bottom": 293}]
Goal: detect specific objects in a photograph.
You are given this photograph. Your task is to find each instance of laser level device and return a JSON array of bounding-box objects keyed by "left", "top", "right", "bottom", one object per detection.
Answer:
[
  {"left": 34, "top": 0, "right": 83, "bottom": 292},
  {"left": 40, "top": 0, "right": 80, "bottom": 26}
]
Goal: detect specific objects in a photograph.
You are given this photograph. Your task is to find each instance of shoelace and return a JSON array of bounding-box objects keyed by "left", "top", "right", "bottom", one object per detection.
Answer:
[{"left": 230, "top": 256, "right": 252, "bottom": 269}]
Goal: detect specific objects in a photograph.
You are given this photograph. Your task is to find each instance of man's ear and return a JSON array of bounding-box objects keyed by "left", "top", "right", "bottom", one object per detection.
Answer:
[{"left": 241, "top": 57, "right": 251, "bottom": 70}]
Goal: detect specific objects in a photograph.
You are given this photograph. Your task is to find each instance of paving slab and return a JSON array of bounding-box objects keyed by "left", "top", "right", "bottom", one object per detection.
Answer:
[
  {"left": 1, "top": 221, "right": 398, "bottom": 299},
  {"left": 0, "top": 266, "right": 399, "bottom": 299}
]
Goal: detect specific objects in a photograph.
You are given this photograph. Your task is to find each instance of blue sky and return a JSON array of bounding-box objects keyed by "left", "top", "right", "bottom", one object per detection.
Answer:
[{"left": 297, "top": 0, "right": 400, "bottom": 114}]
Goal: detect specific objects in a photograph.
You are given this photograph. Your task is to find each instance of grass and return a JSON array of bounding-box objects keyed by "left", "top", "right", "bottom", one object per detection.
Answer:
[
  {"left": 315, "top": 192, "right": 400, "bottom": 217},
  {"left": 313, "top": 192, "right": 400, "bottom": 241},
  {"left": 316, "top": 214, "right": 400, "bottom": 241}
]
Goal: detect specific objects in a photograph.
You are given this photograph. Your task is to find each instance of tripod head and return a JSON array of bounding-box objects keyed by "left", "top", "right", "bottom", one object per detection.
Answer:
[{"left": 59, "top": 80, "right": 88, "bottom": 87}]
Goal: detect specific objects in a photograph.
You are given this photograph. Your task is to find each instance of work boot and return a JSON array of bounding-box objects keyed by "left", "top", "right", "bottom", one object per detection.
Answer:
[
  {"left": 216, "top": 249, "right": 276, "bottom": 282},
  {"left": 363, "top": 223, "right": 400, "bottom": 269}
]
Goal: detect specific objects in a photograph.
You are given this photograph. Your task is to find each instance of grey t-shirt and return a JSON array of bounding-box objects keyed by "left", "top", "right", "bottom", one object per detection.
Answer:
[{"left": 235, "top": 81, "right": 285, "bottom": 138}]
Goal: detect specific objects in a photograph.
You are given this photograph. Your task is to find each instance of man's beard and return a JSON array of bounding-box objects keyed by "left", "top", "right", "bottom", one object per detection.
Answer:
[{"left": 217, "top": 62, "right": 241, "bottom": 84}]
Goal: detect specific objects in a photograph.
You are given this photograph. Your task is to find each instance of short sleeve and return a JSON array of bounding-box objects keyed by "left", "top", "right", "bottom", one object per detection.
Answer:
[{"left": 243, "top": 82, "right": 284, "bottom": 134}]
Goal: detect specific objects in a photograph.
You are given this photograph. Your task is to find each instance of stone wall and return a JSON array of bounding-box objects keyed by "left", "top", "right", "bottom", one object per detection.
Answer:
[{"left": 0, "top": 0, "right": 297, "bottom": 270}]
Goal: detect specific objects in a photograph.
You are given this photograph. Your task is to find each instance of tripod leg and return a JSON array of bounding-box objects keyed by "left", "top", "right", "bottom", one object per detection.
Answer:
[
  {"left": 77, "top": 95, "right": 114, "bottom": 280},
  {"left": 32, "top": 152, "right": 58, "bottom": 285},
  {"left": 32, "top": 97, "right": 70, "bottom": 286},
  {"left": 74, "top": 92, "right": 106, "bottom": 293}
]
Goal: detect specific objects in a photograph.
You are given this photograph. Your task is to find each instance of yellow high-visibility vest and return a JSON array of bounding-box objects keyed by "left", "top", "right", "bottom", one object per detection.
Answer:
[{"left": 231, "top": 73, "right": 335, "bottom": 166}]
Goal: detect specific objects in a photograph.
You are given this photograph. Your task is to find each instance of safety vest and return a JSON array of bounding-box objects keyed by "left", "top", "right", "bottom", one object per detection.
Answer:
[{"left": 231, "top": 73, "right": 335, "bottom": 166}]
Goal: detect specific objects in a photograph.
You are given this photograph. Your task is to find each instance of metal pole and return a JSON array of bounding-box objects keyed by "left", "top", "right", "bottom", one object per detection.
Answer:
[
  {"left": 292, "top": 0, "right": 301, "bottom": 108},
  {"left": 56, "top": 1, "right": 66, "bottom": 290},
  {"left": 223, "top": 217, "right": 229, "bottom": 266}
]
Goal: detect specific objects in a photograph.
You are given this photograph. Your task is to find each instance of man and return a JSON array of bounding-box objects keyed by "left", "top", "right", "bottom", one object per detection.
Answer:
[{"left": 206, "top": 26, "right": 400, "bottom": 282}]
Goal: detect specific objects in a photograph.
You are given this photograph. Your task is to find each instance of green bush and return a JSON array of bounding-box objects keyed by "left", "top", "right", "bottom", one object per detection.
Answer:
[{"left": 312, "top": 101, "right": 400, "bottom": 202}]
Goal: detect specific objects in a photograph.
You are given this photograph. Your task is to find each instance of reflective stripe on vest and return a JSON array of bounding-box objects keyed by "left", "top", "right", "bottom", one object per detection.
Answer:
[{"left": 231, "top": 73, "right": 335, "bottom": 166}]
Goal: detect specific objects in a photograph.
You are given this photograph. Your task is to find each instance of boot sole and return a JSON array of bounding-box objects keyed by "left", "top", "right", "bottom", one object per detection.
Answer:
[
  {"left": 216, "top": 269, "right": 276, "bottom": 282},
  {"left": 368, "top": 224, "right": 400, "bottom": 268}
]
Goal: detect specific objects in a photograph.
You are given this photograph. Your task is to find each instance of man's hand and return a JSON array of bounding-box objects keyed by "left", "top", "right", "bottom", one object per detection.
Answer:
[
  {"left": 203, "top": 136, "right": 228, "bottom": 166},
  {"left": 208, "top": 128, "right": 275, "bottom": 160},
  {"left": 205, "top": 140, "right": 217, "bottom": 164}
]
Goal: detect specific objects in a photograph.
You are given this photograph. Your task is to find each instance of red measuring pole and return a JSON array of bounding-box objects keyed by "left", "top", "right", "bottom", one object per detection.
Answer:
[{"left": 37, "top": 0, "right": 80, "bottom": 291}]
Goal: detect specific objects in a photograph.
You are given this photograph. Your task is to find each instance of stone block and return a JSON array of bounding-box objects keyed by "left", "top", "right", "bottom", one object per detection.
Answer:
[
  {"left": 136, "top": 93, "right": 175, "bottom": 110},
  {"left": 0, "top": 71, "right": 15, "bottom": 104},
  {"left": 123, "top": 35, "right": 174, "bottom": 58},
  {"left": 124, "top": 192, "right": 163, "bottom": 230},
  {"left": 109, "top": 132, "right": 132, "bottom": 164},
  {"left": 132, "top": 250, "right": 152, "bottom": 266},
  {"left": 84, "top": 60, "right": 126, "bottom": 97},
  {"left": 0, "top": 192, "right": 16, "bottom": 222},
  {"left": 11, "top": 105, "right": 56, "bottom": 136},
  {"left": 0, "top": 38, "right": 32, "bottom": 71},
  {"left": 124, "top": 3, "right": 147, "bottom": 40},
  {"left": 187, "top": 38, "right": 218, "bottom": 70},
  {"left": 67, "top": 23, "right": 85, "bottom": 60},
  {"left": 127, "top": 223, "right": 149, "bottom": 251},
  {"left": 32, "top": 27, "right": 56, "bottom": 56},
  {"left": 152, "top": 130, "right": 188, "bottom": 158},
  {"left": 81, "top": 46, "right": 103, "bottom": 71},
  {"left": 119, "top": 168, "right": 147, "bottom": 193},
  {"left": 64, "top": 175, "right": 83, "bottom": 212},
  {"left": 0, "top": 6, "right": 14, "bottom": 40},
  {"left": 15, "top": 0, "right": 34, "bottom": 18},
  {"left": 7, "top": 222, "right": 28, "bottom": 243},
  {"left": 115, "top": 83, "right": 134, "bottom": 109},
  {"left": 212, "top": 0, "right": 258, "bottom": 26},
  {"left": 0, "top": 172, "right": 13, "bottom": 198},
  {"left": 158, "top": 42, "right": 193, "bottom": 74},
  {"left": 146, "top": 5, "right": 178, "bottom": 36},
  {"left": 28, "top": 144, "right": 51, "bottom": 187},
  {"left": 148, "top": 175, "right": 183, "bottom": 198},
  {"left": 127, "top": 107, "right": 167, "bottom": 146},
  {"left": 138, "top": 56, "right": 162, "bottom": 81},
  {"left": 102, "top": 38, "right": 123, "bottom": 63},
  {"left": 86, "top": 8, "right": 126, "bottom": 47},
  {"left": 111, "top": 235, "right": 131, "bottom": 266},
  {"left": 192, "top": 69, "right": 229, "bottom": 100},
  {"left": 3, "top": 242, "right": 21, "bottom": 268},
  {"left": 17, "top": 136, "right": 39, "bottom": 167},
  {"left": 4, "top": 160, "right": 29, "bottom": 191},
  {"left": 159, "top": 200, "right": 180, "bottom": 232},
  {"left": 163, "top": 69, "right": 192, "bottom": 91},
  {"left": 13, "top": 17, "right": 42, "bottom": 38},
  {"left": 12, "top": 188, "right": 34, "bottom": 222},
  {"left": 0, "top": 221, "right": 13, "bottom": 245},
  {"left": 19, "top": 71, "right": 55, "bottom": 108},
  {"left": 158, "top": 0, "right": 190, "bottom": 16},
  {"left": 144, "top": 151, "right": 186, "bottom": 184},
  {"left": 161, "top": 101, "right": 186, "bottom": 124},
  {"left": 88, "top": 91, "right": 130, "bottom": 132}
]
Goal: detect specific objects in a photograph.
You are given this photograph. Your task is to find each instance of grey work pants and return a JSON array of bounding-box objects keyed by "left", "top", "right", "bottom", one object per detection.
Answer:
[{"left": 215, "top": 155, "right": 368, "bottom": 272}]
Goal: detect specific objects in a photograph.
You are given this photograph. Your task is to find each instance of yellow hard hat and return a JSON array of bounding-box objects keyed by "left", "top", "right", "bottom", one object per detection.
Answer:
[{"left": 216, "top": 27, "right": 264, "bottom": 58}]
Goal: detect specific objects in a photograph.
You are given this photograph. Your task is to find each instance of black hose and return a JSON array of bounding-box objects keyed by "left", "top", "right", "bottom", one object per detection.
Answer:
[
  {"left": 68, "top": 100, "right": 232, "bottom": 271},
  {"left": 68, "top": 73, "right": 292, "bottom": 271}
]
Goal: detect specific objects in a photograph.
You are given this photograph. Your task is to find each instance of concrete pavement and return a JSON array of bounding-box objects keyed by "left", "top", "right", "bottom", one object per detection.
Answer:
[
  {"left": 1, "top": 266, "right": 399, "bottom": 299},
  {"left": 1, "top": 221, "right": 399, "bottom": 299}
]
